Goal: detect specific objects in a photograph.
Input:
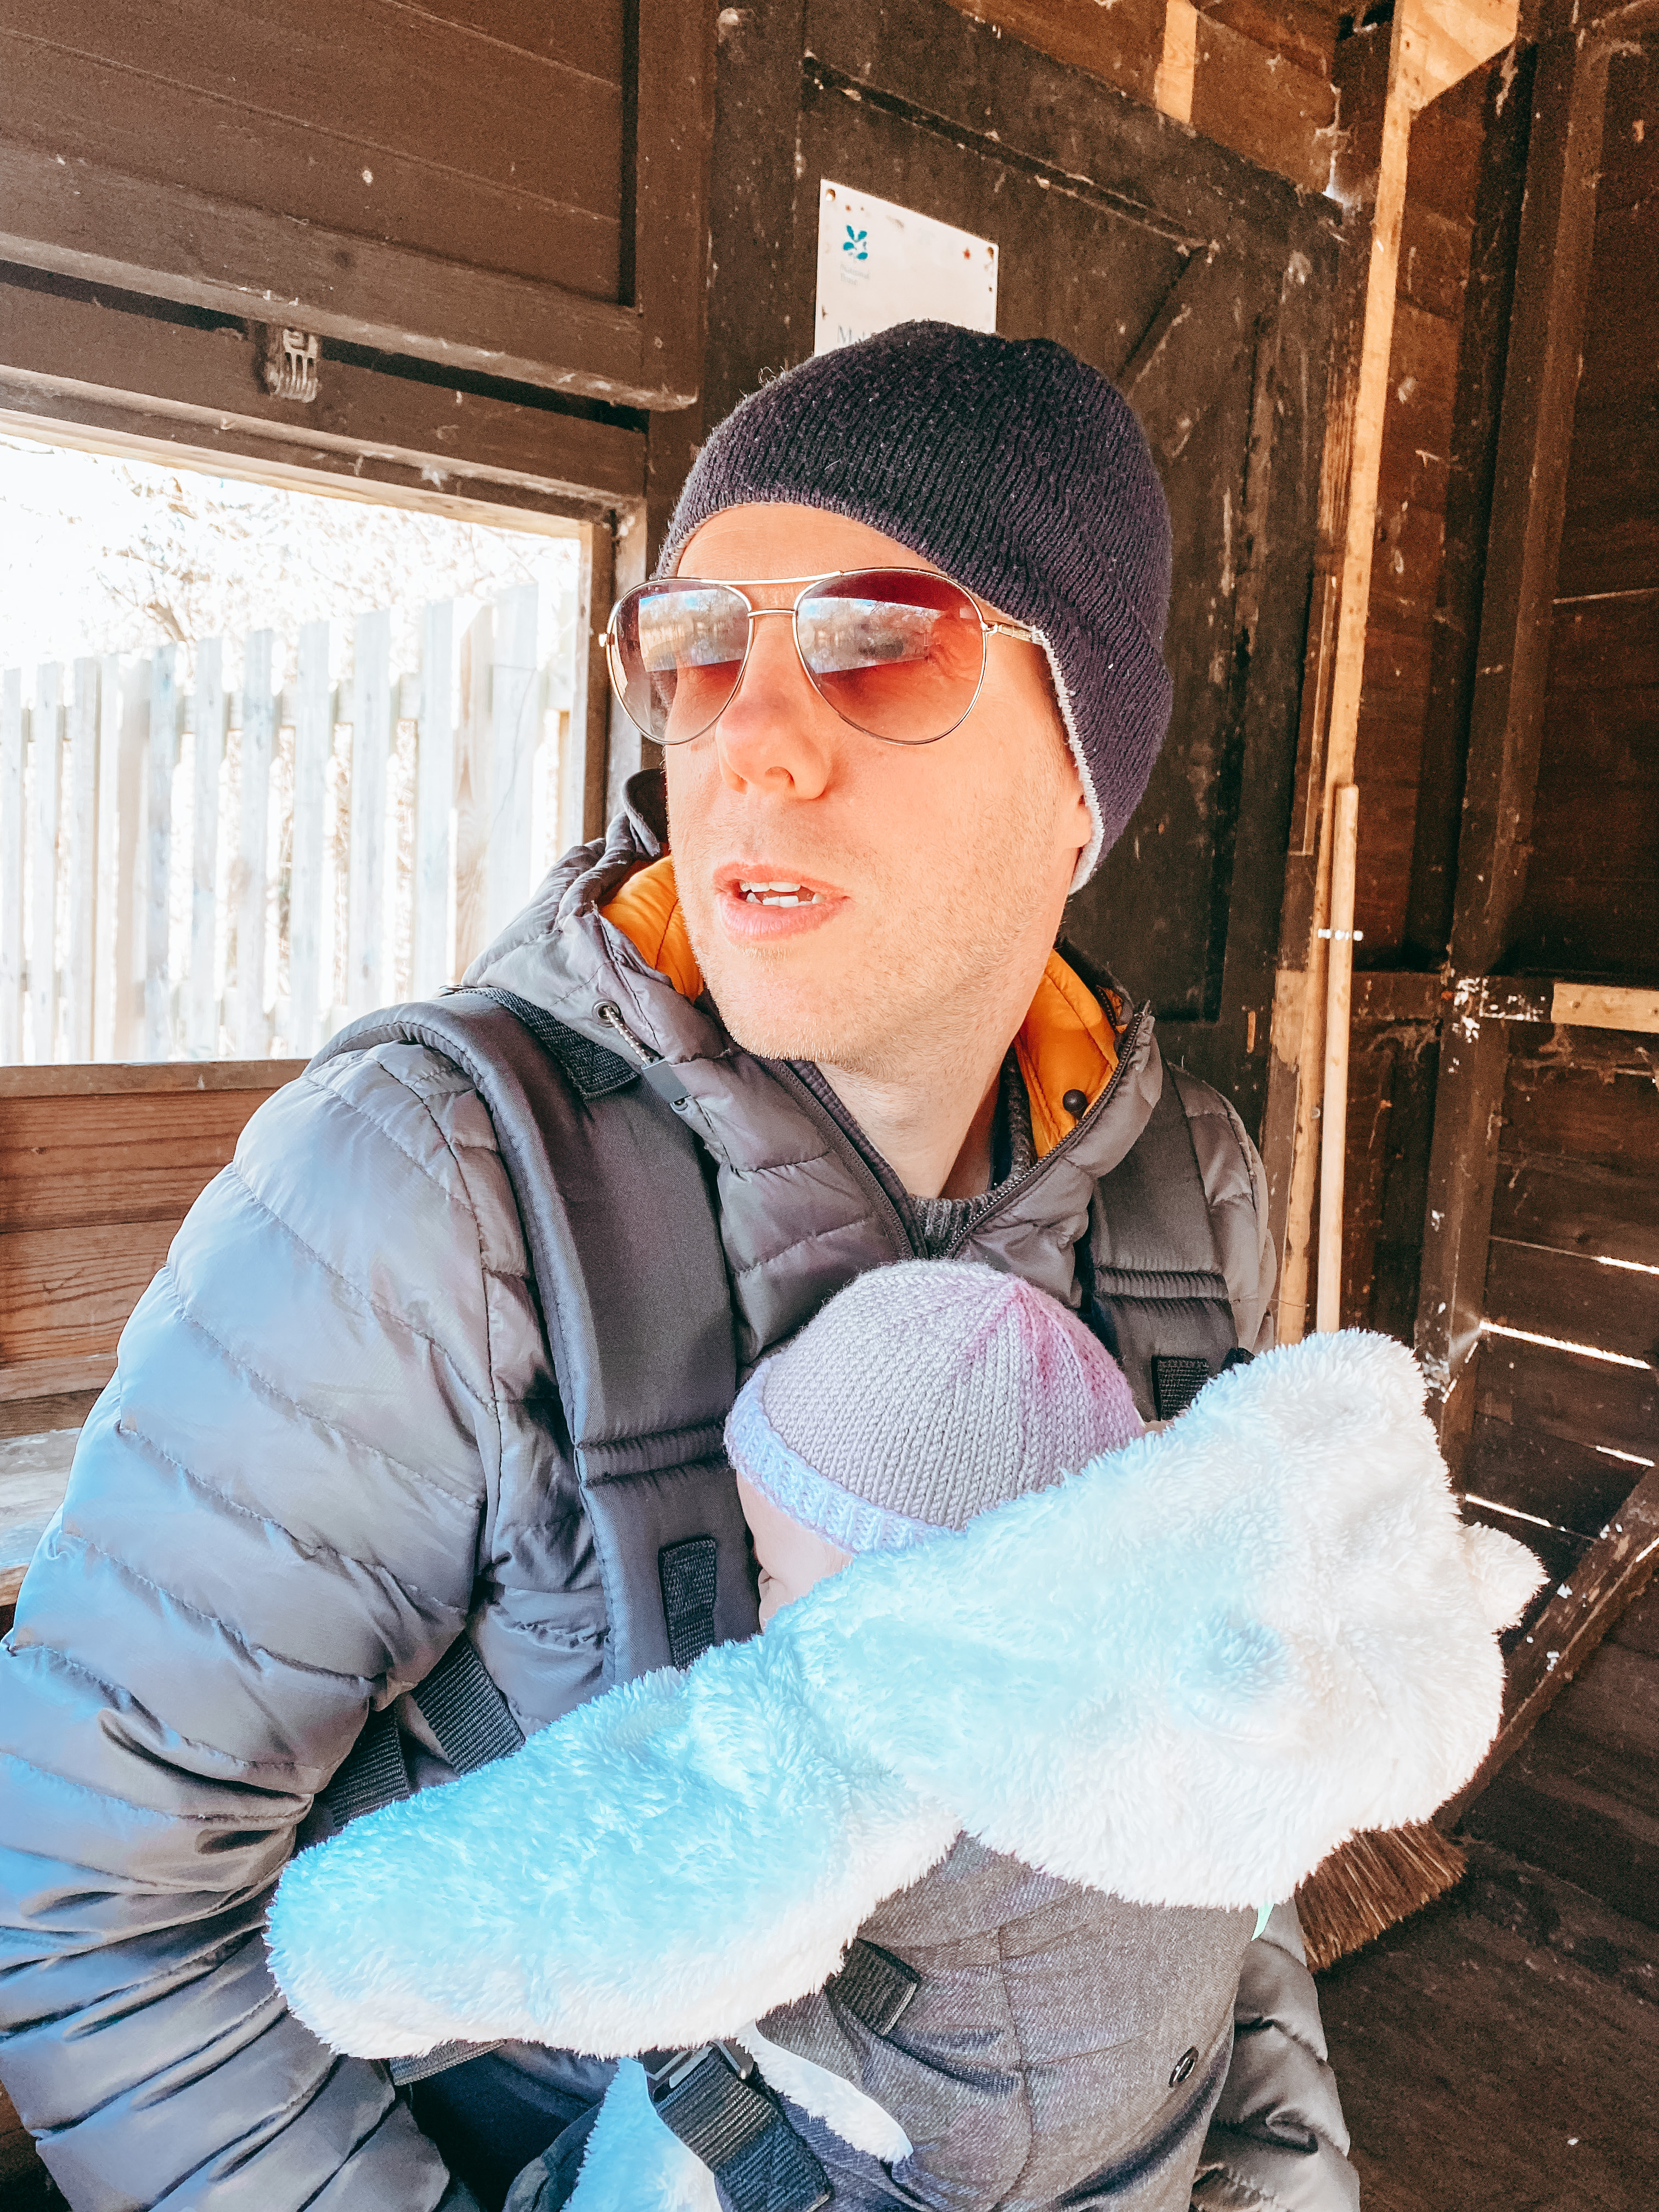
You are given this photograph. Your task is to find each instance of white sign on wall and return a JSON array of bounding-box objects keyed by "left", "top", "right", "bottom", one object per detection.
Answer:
[{"left": 814, "top": 179, "right": 998, "bottom": 357}]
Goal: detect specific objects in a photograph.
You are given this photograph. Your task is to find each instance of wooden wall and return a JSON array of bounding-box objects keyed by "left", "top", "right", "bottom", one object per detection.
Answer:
[
  {"left": 0, "top": 1063, "right": 302, "bottom": 1440},
  {"left": 0, "top": 1, "right": 629, "bottom": 301},
  {"left": 1509, "top": 44, "right": 1659, "bottom": 976}
]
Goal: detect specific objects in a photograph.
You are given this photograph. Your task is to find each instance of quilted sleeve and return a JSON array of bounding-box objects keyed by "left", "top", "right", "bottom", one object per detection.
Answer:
[
  {"left": 0, "top": 1045, "right": 540, "bottom": 2211},
  {"left": 1192, "top": 1903, "right": 1359, "bottom": 2212}
]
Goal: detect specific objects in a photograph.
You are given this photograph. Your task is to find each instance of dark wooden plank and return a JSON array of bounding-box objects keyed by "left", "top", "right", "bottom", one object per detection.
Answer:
[
  {"left": 0, "top": 143, "right": 664, "bottom": 405},
  {"left": 1525, "top": 1638, "right": 1659, "bottom": 1804},
  {"left": 1194, "top": 0, "right": 1339, "bottom": 81},
  {"left": 1475, "top": 1324, "right": 1659, "bottom": 1470},
  {"left": 1460, "top": 1746, "right": 1659, "bottom": 1932},
  {"left": 1448, "top": 29, "right": 1611, "bottom": 978},
  {"left": 1464, "top": 1408, "right": 1650, "bottom": 1546},
  {"left": 1442, "top": 1464, "right": 1659, "bottom": 1829},
  {"left": 1397, "top": 199, "right": 1472, "bottom": 320},
  {"left": 0, "top": 28, "right": 623, "bottom": 301},
  {"left": 1595, "top": 37, "right": 1659, "bottom": 210},
  {"left": 0, "top": 267, "right": 648, "bottom": 504},
  {"left": 1485, "top": 1236, "right": 1659, "bottom": 1367},
  {"left": 1558, "top": 414, "right": 1659, "bottom": 596},
  {"left": 1416, "top": 32, "right": 1622, "bottom": 1454},
  {"left": 633, "top": 0, "right": 719, "bottom": 400},
  {"left": 940, "top": 0, "right": 1167, "bottom": 106},
  {"left": 1190, "top": 14, "right": 1338, "bottom": 195},
  {"left": 0, "top": 2, "right": 625, "bottom": 217},
  {"left": 1615, "top": 1575, "right": 1659, "bottom": 1658},
  {"left": 805, "top": 0, "right": 1329, "bottom": 263},
  {"left": 368, "top": 0, "right": 625, "bottom": 87},
  {"left": 1491, "top": 1151, "right": 1659, "bottom": 1267},
  {"left": 0, "top": 386, "right": 618, "bottom": 531},
  {"left": 1402, "top": 49, "right": 1534, "bottom": 964},
  {"left": 1319, "top": 1864, "right": 1659, "bottom": 2209},
  {"left": 1500, "top": 1030, "right": 1659, "bottom": 1164}
]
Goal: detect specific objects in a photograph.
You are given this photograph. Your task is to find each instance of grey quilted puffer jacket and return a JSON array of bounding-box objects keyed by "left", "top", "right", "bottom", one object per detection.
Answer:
[{"left": 0, "top": 791, "right": 1355, "bottom": 2212}]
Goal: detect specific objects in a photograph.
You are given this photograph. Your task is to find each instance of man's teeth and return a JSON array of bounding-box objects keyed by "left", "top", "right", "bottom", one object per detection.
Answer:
[{"left": 736, "top": 881, "right": 825, "bottom": 906}]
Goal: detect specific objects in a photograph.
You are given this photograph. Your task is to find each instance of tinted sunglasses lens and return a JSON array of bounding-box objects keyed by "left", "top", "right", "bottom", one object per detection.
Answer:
[
  {"left": 795, "top": 571, "right": 984, "bottom": 743},
  {"left": 613, "top": 582, "right": 750, "bottom": 743}
]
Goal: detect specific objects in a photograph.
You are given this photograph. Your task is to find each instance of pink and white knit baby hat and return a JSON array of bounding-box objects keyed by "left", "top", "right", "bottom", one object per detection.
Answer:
[{"left": 725, "top": 1259, "right": 1144, "bottom": 1554}]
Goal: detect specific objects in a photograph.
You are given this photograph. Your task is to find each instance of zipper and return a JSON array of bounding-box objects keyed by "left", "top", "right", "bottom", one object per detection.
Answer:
[
  {"left": 767, "top": 1060, "right": 919, "bottom": 1263},
  {"left": 940, "top": 1001, "right": 1153, "bottom": 1260},
  {"left": 595, "top": 999, "right": 663, "bottom": 1067}
]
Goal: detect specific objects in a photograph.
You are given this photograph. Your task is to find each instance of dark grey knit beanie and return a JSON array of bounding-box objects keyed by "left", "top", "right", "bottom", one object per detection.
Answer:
[{"left": 660, "top": 321, "right": 1173, "bottom": 885}]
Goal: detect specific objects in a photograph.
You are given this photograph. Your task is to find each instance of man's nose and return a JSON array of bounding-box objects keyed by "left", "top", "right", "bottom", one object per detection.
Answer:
[{"left": 713, "top": 607, "right": 835, "bottom": 798}]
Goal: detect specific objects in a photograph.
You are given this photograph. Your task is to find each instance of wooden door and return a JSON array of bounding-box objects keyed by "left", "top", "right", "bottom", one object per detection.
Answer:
[{"left": 706, "top": 0, "right": 1339, "bottom": 1133}]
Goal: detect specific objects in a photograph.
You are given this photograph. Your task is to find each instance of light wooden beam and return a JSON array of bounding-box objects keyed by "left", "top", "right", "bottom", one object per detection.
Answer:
[{"left": 1276, "top": 0, "right": 1519, "bottom": 1343}]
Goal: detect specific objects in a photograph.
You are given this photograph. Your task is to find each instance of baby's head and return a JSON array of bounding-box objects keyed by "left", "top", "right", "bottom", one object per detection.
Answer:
[{"left": 726, "top": 1259, "right": 1144, "bottom": 1624}]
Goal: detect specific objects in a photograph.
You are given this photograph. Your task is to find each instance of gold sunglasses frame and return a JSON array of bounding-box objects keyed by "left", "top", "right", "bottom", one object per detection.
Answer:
[{"left": 601, "top": 567, "right": 1045, "bottom": 747}]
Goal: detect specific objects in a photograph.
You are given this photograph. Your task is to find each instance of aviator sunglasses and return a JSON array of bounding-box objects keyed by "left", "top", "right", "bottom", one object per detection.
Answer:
[{"left": 602, "top": 568, "right": 1046, "bottom": 748}]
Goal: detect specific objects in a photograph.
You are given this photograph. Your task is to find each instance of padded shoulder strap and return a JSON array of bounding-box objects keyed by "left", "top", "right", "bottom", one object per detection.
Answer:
[
  {"left": 1090, "top": 1064, "right": 1240, "bottom": 1424},
  {"left": 315, "top": 990, "right": 757, "bottom": 1681},
  {"left": 323, "top": 989, "right": 736, "bottom": 1457}
]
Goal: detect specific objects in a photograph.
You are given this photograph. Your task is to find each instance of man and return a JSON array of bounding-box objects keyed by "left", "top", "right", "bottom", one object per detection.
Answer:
[{"left": 0, "top": 324, "right": 1356, "bottom": 2210}]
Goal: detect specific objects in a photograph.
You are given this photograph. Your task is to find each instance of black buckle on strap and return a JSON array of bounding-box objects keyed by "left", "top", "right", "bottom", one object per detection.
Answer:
[
  {"left": 827, "top": 1938, "right": 919, "bottom": 2037},
  {"left": 649, "top": 2044, "right": 831, "bottom": 2212}
]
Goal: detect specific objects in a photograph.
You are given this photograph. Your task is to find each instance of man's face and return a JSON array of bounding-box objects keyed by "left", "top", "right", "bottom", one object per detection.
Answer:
[{"left": 663, "top": 505, "right": 1092, "bottom": 1079}]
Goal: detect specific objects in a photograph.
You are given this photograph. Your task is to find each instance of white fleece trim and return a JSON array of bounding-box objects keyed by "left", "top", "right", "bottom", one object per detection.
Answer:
[
  {"left": 1031, "top": 625, "right": 1104, "bottom": 890},
  {"left": 267, "top": 1333, "right": 1543, "bottom": 2064},
  {"left": 567, "top": 2059, "right": 720, "bottom": 2212},
  {"left": 737, "top": 2022, "right": 914, "bottom": 2163}
]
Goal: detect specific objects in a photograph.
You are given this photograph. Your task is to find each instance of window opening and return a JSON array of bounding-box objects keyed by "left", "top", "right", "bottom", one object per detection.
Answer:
[{"left": 1, "top": 433, "right": 586, "bottom": 1064}]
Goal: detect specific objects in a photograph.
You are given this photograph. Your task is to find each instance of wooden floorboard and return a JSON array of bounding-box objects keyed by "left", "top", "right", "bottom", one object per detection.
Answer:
[{"left": 1319, "top": 1844, "right": 1659, "bottom": 2209}]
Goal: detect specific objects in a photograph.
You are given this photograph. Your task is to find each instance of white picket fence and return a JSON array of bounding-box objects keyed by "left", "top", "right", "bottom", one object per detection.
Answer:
[{"left": 1, "top": 582, "right": 590, "bottom": 1064}]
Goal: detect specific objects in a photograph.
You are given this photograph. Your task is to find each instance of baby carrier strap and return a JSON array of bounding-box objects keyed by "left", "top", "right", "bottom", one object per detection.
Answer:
[
  {"left": 1089, "top": 1063, "right": 1243, "bottom": 1423},
  {"left": 315, "top": 986, "right": 758, "bottom": 1695}
]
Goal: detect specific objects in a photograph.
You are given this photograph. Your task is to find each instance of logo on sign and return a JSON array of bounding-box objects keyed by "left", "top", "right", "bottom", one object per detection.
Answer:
[{"left": 843, "top": 224, "right": 868, "bottom": 262}]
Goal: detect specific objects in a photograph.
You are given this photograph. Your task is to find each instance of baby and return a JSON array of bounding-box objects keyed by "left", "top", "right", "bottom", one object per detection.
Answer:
[
  {"left": 572, "top": 1259, "right": 1260, "bottom": 2212},
  {"left": 272, "top": 1252, "right": 1528, "bottom": 2211}
]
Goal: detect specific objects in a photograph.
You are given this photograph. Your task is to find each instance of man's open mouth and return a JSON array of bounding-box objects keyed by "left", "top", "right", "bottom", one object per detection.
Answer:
[{"left": 736, "top": 882, "right": 828, "bottom": 907}]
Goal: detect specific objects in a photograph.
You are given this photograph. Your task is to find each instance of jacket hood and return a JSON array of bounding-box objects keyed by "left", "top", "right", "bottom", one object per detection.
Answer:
[
  {"left": 464, "top": 774, "right": 1163, "bottom": 1362},
  {"left": 266, "top": 1330, "right": 1544, "bottom": 2064}
]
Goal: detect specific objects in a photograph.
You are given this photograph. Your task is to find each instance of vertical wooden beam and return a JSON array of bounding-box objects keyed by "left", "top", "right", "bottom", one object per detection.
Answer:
[
  {"left": 347, "top": 611, "right": 392, "bottom": 1020},
  {"left": 453, "top": 605, "right": 493, "bottom": 980},
  {"left": 1451, "top": 29, "right": 1609, "bottom": 976},
  {"left": 413, "top": 601, "right": 454, "bottom": 998},
  {"left": 1415, "top": 27, "right": 1611, "bottom": 1445},
  {"left": 1267, "top": 19, "right": 1396, "bottom": 1340},
  {"left": 64, "top": 657, "right": 99, "bottom": 1062},
  {"left": 1316, "top": 783, "right": 1361, "bottom": 1332},
  {"left": 0, "top": 671, "right": 24, "bottom": 1064},
  {"left": 487, "top": 583, "right": 539, "bottom": 941},
  {"left": 289, "top": 622, "right": 331, "bottom": 1053},
  {"left": 1403, "top": 48, "right": 1536, "bottom": 961},
  {"left": 234, "top": 631, "right": 275, "bottom": 1057},
  {"left": 92, "top": 654, "right": 121, "bottom": 1060},
  {"left": 187, "top": 638, "right": 225, "bottom": 1057},
  {"left": 113, "top": 661, "right": 148, "bottom": 1062},
  {"left": 143, "top": 647, "right": 178, "bottom": 1060},
  {"left": 579, "top": 523, "right": 615, "bottom": 844},
  {"left": 30, "top": 662, "right": 62, "bottom": 1064}
]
